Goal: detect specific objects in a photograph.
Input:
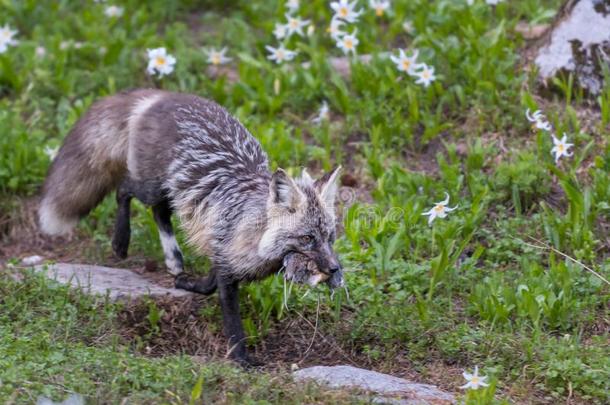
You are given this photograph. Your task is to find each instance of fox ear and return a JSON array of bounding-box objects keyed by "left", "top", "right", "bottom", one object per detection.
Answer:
[
  {"left": 270, "top": 169, "right": 304, "bottom": 211},
  {"left": 315, "top": 166, "right": 341, "bottom": 208}
]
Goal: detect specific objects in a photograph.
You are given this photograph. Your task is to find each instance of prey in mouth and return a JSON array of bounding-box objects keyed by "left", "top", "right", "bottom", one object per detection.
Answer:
[{"left": 282, "top": 252, "right": 344, "bottom": 289}]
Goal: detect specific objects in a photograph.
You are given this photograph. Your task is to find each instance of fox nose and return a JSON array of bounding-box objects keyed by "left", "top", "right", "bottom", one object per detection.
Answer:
[{"left": 329, "top": 265, "right": 341, "bottom": 274}]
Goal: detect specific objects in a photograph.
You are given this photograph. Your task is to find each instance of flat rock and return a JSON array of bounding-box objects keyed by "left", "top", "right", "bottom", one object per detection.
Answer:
[
  {"left": 33, "top": 263, "right": 192, "bottom": 301},
  {"left": 294, "top": 365, "right": 455, "bottom": 404},
  {"left": 534, "top": 0, "right": 610, "bottom": 94}
]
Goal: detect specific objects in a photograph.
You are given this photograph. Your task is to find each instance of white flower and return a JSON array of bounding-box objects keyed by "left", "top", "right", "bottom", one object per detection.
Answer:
[
  {"left": 460, "top": 366, "right": 489, "bottom": 390},
  {"left": 421, "top": 193, "right": 457, "bottom": 225},
  {"left": 60, "top": 41, "right": 71, "bottom": 50},
  {"left": 551, "top": 133, "right": 574, "bottom": 163},
  {"left": 273, "top": 23, "right": 288, "bottom": 40},
  {"left": 402, "top": 20, "right": 414, "bottom": 33},
  {"left": 265, "top": 44, "right": 298, "bottom": 64},
  {"left": 146, "top": 47, "right": 176, "bottom": 77},
  {"left": 486, "top": 0, "right": 504, "bottom": 4},
  {"left": 104, "top": 5, "right": 124, "bottom": 17},
  {"left": 390, "top": 48, "right": 419, "bottom": 75},
  {"left": 205, "top": 47, "right": 232, "bottom": 65},
  {"left": 328, "top": 17, "right": 347, "bottom": 40},
  {"left": 74, "top": 42, "right": 84, "bottom": 49},
  {"left": 330, "top": 0, "right": 363, "bottom": 23},
  {"left": 0, "top": 24, "right": 18, "bottom": 53},
  {"left": 369, "top": 0, "right": 390, "bottom": 16},
  {"left": 35, "top": 46, "right": 46, "bottom": 58},
  {"left": 525, "top": 109, "right": 552, "bottom": 132},
  {"left": 336, "top": 30, "right": 359, "bottom": 55},
  {"left": 44, "top": 145, "right": 59, "bottom": 160},
  {"left": 414, "top": 64, "right": 436, "bottom": 87},
  {"left": 312, "top": 101, "right": 330, "bottom": 124},
  {"left": 285, "top": 14, "right": 310, "bottom": 37},
  {"left": 286, "top": 0, "right": 300, "bottom": 13}
]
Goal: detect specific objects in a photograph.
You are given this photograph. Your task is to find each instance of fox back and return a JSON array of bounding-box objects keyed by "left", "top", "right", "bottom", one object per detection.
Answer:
[{"left": 39, "top": 89, "right": 342, "bottom": 283}]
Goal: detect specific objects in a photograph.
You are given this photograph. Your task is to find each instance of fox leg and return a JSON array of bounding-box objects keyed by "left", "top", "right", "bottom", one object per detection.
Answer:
[
  {"left": 217, "top": 278, "right": 258, "bottom": 366},
  {"left": 112, "top": 182, "right": 132, "bottom": 259},
  {"left": 152, "top": 199, "right": 184, "bottom": 276},
  {"left": 174, "top": 267, "right": 217, "bottom": 294}
]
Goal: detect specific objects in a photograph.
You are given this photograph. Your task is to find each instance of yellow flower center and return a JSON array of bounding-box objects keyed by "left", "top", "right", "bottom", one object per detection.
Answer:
[
  {"left": 434, "top": 204, "right": 444, "bottom": 213},
  {"left": 155, "top": 57, "right": 166, "bottom": 66},
  {"left": 277, "top": 50, "right": 285, "bottom": 60},
  {"left": 422, "top": 70, "right": 430, "bottom": 79},
  {"left": 376, "top": 7, "right": 384, "bottom": 16},
  {"left": 402, "top": 60, "right": 411, "bottom": 70},
  {"left": 339, "top": 7, "right": 348, "bottom": 17},
  {"left": 471, "top": 376, "right": 479, "bottom": 385},
  {"left": 344, "top": 38, "right": 353, "bottom": 49},
  {"left": 211, "top": 54, "right": 221, "bottom": 65},
  {"left": 1, "top": 31, "right": 9, "bottom": 39},
  {"left": 557, "top": 144, "right": 564, "bottom": 152},
  {"left": 290, "top": 19, "right": 298, "bottom": 28}
]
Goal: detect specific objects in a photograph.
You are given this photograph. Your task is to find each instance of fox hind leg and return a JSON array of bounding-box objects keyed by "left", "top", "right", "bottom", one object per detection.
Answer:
[
  {"left": 112, "top": 182, "right": 132, "bottom": 259},
  {"left": 152, "top": 199, "right": 184, "bottom": 276}
]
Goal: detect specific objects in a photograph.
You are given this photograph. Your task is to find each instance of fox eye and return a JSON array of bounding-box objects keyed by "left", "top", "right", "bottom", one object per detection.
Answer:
[{"left": 299, "top": 235, "right": 314, "bottom": 244}]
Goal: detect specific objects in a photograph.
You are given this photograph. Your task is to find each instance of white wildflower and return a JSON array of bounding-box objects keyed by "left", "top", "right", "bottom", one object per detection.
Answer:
[
  {"left": 44, "top": 146, "right": 59, "bottom": 160},
  {"left": 286, "top": 0, "right": 300, "bottom": 13},
  {"left": 421, "top": 193, "right": 457, "bottom": 225},
  {"left": 0, "top": 24, "right": 19, "bottom": 53},
  {"left": 390, "top": 48, "right": 419, "bottom": 75},
  {"left": 551, "top": 133, "right": 574, "bottom": 163},
  {"left": 460, "top": 366, "right": 489, "bottom": 390},
  {"left": 265, "top": 44, "right": 298, "bottom": 64},
  {"left": 35, "top": 46, "right": 46, "bottom": 58},
  {"left": 328, "top": 17, "right": 347, "bottom": 40},
  {"left": 205, "top": 47, "right": 232, "bottom": 65},
  {"left": 414, "top": 63, "right": 437, "bottom": 87},
  {"left": 336, "top": 30, "right": 359, "bottom": 55},
  {"left": 273, "top": 22, "right": 289, "bottom": 40},
  {"left": 525, "top": 109, "right": 552, "bottom": 132},
  {"left": 285, "top": 14, "right": 310, "bottom": 37},
  {"left": 330, "top": 0, "right": 363, "bottom": 23},
  {"left": 369, "top": 0, "right": 390, "bottom": 16},
  {"left": 486, "top": 0, "right": 504, "bottom": 4},
  {"left": 146, "top": 47, "right": 176, "bottom": 77},
  {"left": 104, "top": 5, "right": 124, "bottom": 18},
  {"left": 312, "top": 101, "right": 330, "bottom": 124},
  {"left": 402, "top": 20, "right": 414, "bottom": 33}
]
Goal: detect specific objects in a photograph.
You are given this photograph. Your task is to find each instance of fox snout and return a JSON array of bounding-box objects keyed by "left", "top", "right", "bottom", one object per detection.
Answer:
[{"left": 313, "top": 244, "right": 344, "bottom": 289}]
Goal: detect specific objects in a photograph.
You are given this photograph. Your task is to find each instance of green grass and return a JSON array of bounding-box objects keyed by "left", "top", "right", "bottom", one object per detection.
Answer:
[
  {"left": 1, "top": 0, "right": 609, "bottom": 403},
  {"left": 0, "top": 271, "right": 361, "bottom": 404}
]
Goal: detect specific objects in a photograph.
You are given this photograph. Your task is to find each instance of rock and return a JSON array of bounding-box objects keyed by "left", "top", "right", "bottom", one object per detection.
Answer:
[
  {"left": 21, "top": 255, "right": 44, "bottom": 266},
  {"left": 37, "top": 393, "right": 84, "bottom": 405},
  {"left": 534, "top": 0, "right": 610, "bottom": 95},
  {"left": 33, "top": 263, "right": 192, "bottom": 301},
  {"left": 294, "top": 365, "right": 455, "bottom": 404}
]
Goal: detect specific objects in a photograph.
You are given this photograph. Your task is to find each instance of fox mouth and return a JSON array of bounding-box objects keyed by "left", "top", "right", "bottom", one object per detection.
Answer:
[{"left": 281, "top": 252, "right": 344, "bottom": 289}]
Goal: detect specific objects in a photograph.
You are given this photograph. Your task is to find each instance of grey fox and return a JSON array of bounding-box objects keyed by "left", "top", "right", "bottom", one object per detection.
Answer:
[{"left": 39, "top": 89, "right": 343, "bottom": 364}]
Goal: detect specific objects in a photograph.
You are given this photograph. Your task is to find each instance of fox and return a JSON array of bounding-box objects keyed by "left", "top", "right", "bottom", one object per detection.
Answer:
[{"left": 38, "top": 89, "right": 344, "bottom": 365}]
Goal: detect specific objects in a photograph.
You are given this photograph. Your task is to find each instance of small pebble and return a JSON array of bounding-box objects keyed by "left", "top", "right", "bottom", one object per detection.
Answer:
[{"left": 21, "top": 255, "right": 44, "bottom": 266}]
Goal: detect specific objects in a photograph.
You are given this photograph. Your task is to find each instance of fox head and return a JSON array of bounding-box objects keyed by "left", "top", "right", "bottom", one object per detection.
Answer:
[{"left": 259, "top": 167, "right": 343, "bottom": 288}]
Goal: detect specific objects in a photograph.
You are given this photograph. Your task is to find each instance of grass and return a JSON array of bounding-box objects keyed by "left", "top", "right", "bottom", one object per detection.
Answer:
[{"left": 1, "top": 0, "right": 609, "bottom": 403}]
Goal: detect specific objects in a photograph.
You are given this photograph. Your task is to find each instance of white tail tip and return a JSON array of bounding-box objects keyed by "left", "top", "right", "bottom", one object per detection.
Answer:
[{"left": 38, "top": 201, "right": 77, "bottom": 235}]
